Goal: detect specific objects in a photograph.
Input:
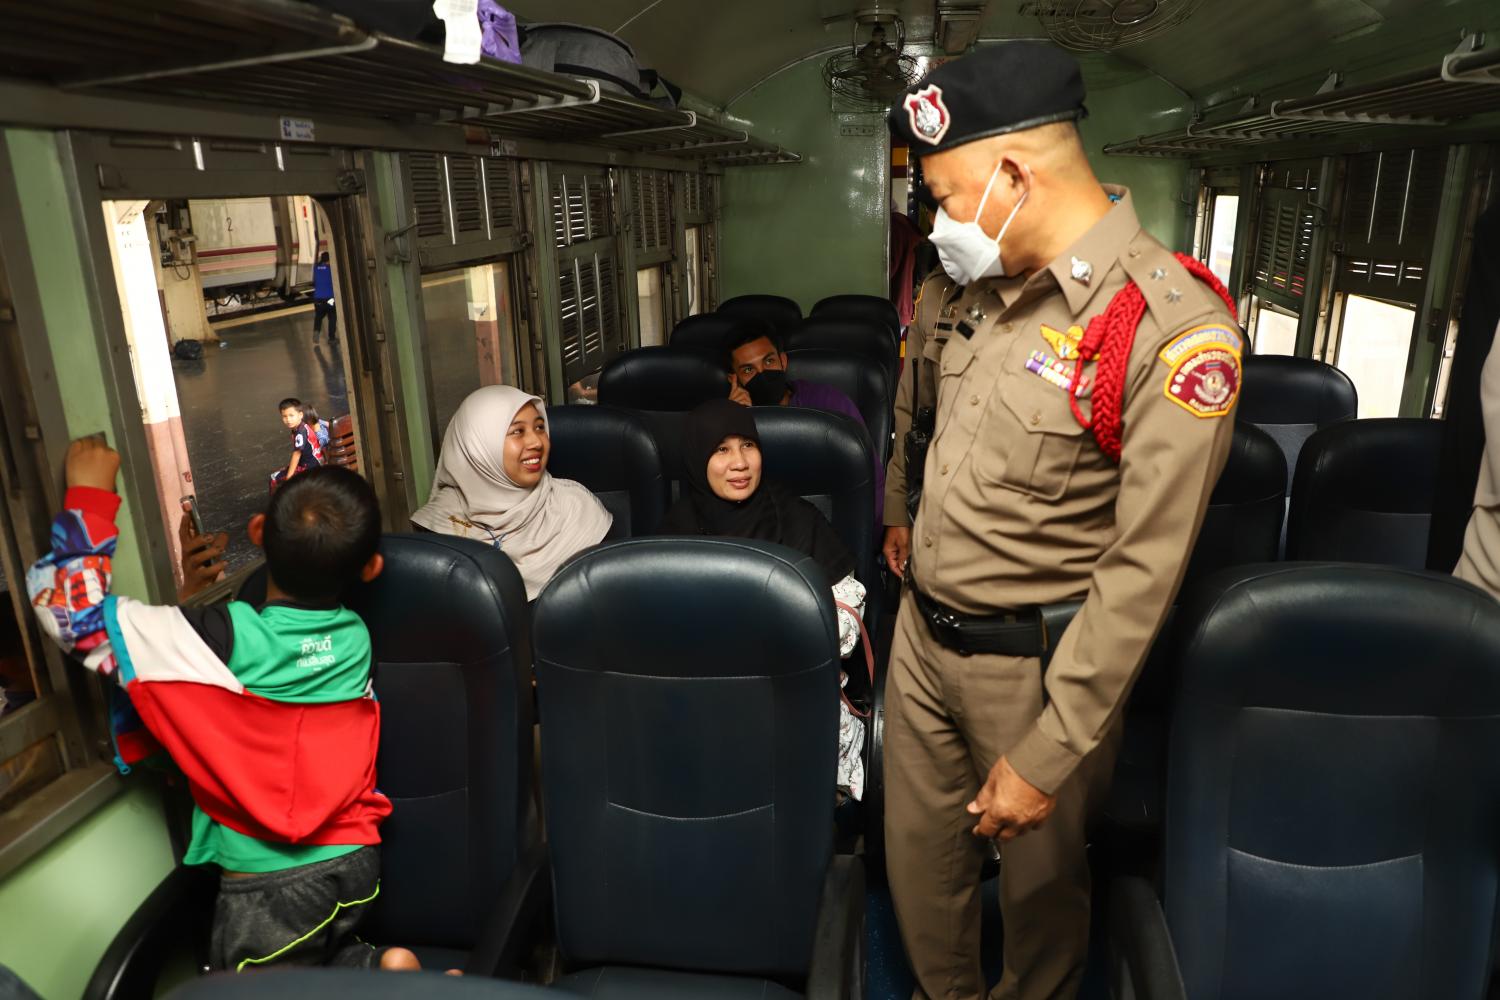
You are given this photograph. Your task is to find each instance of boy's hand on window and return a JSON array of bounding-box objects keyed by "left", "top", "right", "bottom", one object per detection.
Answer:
[
  {"left": 65, "top": 437, "right": 120, "bottom": 493},
  {"left": 178, "top": 516, "right": 229, "bottom": 601}
]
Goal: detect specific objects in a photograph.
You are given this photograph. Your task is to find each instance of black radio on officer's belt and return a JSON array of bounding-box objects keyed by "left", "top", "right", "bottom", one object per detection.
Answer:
[{"left": 905, "top": 354, "right": 936, "bottom": 525}]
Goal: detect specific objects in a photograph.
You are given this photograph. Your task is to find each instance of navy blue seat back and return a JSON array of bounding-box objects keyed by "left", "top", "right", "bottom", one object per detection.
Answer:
[
  {"left": 598, "top": 347, "right": 728, "bottom": 412},
  {"left": 1237, "top": 355, "right": 1357, "bottom": 494},
  {"left": 811, "top": 294, "right": 900, "bottom": 341},
  {"left": 236, "top": 534, "right": 533, "bottom": 954},
  {"left": 166, "top": 969, "right": 553, "bottom": 999},
  {"left": 787, "top": 318, "right": 899, "bottom": 400},
  {"left": 786, "top": 347, "right": 894, "bottom": 465},
  {"left": 1182, "top": 422, "right": 1287, "bottom": 586},
  {"left": 1286, "top": 418, "right": 1442, "bottom": 569},
  {"left": 718, "top": 294, "right": 802, "bottom": 333},
  {"left": 669, "top": 313, "right": 738, "bottom": 355},
  {"left": 533, "top": 538, "right": 839, "bottom": 978},
  {"left": 1165, "top": 564, "right": 1500, "bottom": 1000},
  {"left": 545, "top": 406, "right": 667, "bottom": 539},
  {"left": 749, "top": 407, "right": 877, "bottom": 597}
]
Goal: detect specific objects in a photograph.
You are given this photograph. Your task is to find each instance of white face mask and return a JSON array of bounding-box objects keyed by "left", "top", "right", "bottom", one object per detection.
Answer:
[{"left": 929, "top": 160, "right": 1030, "bottom": 286}]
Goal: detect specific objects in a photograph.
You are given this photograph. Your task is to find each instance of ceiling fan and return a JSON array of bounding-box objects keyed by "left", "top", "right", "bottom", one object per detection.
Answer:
[
  {"left": 822, "top": 10, "right": 924, "bottom": 113},
  {"left": 1024, "top": 0, "right": 1206, "bottom": 51}
]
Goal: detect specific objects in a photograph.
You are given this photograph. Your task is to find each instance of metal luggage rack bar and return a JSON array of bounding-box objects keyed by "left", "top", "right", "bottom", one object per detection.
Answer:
[
  {"left": 1105, "top": 41, "right": 1500, "bottom": 158},
  {"left": 0, "top": 0, "right": 799, "bottom": 165}
]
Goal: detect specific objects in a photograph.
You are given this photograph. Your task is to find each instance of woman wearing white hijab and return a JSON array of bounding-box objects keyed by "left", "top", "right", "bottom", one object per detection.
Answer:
[{"left": 412, "top": 385, "right": 611, "bottom": 599}]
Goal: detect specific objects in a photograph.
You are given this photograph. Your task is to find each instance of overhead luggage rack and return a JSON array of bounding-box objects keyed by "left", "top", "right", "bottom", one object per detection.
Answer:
[
  {"left": 0, "top": 0, "right": 798, "bottom": 164},
  {"left": 1105, "top": 43, "right": 1500, "bottom": 158}
]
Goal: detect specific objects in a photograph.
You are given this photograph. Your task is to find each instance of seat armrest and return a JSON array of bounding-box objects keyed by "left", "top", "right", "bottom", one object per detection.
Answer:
[
  {"left": 805, "top": 854, "right": 866, "bottom": 1000},
  {"left": 1107, "top": 876, "right": 1187, "bottom": 1000},
  {"left": 84, "top": 865, "right": 217, "bottom": 1000},
  {"left": 464, "top": 840, "right": 552, "bottom": 978}
]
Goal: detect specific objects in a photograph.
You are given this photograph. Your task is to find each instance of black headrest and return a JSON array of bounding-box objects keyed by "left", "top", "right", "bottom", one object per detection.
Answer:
[
  {"left": 1182, "top": 422, "right": 1287, "bottom": 585},
  {"left": 669, "top": 313, "right": 739, "bottom": 354},
  {"left": 533, "top": 538, "right": 838, "bottom": 978},
  {"left": 1238, "top": 355, "right": 1358, "bottom": 426},
  {"left": 237, "top": 534, "right": 534, "bottom": 951},
  {"left": 166, "top": 969, "right": 553, "bottom": 999},
  {"left": 1164, "top": 563, "right": 1500, "bottom": 1000},
  {"left": 545, "top": 405, "right": 667, "bottom": 539},
  {"left": 1286, "top": 418, "right": 1443, "bottom": 568},
  {"left": 752, "top": 406, "right": 876, "bottom": 583},
  {"left": 717, "top": 294, "right": 802, "bottom": 331},
  {"left": 787, "top": 318, "right": 897, "bottom": 373},
  {"left": 598, "top": 347, "right": 728, "bottom": 412},
  {"left": 811, "top": 294, "right": 901, "bottom": 337}
]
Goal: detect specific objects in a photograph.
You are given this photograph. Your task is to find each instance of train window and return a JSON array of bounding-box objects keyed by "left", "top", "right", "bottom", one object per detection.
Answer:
[
  {"left": 553, "top": 167, "right": 624, "bottom": 392},
  {"left": 637, "top": 266, "right": 668, "bottom": 347},
  {"left": 1206, "top": 194, "right": 1239, "bottom": 288},
  {"left": 1249, "top": 298, "right": 1299, "bottom": 356},
  {"left": 422, "top": 261, "right": 520, "bottom": 440},
  {"left": 685, "top": 227, "right": 702, "bottom": 317},
  {"left": 104, "top": 197, "right": 352, "bottom": 580},
  {"left": 1333, "top": 295, "right": 1418, "bottom": 419}
]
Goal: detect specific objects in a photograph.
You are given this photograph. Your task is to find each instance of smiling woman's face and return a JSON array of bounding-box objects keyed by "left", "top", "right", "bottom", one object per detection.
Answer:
[
  {"left": 502, "top": 402, "right": 548, "bottom": 488},
  {"left": 706, "top": 434, "right": 761, "bottom": 501}
]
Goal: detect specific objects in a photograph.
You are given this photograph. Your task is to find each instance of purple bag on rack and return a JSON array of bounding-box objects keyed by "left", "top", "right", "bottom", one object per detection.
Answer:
[{"left": 479, "top": 1, "right": 521, "bottom": 64}]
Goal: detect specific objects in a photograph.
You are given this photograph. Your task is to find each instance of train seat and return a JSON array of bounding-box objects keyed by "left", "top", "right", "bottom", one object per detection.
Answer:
[
  {"left": 668, "top": 313, "right": 739, "bottom": 355},
  {"left": 85, "top": 535, "right": 542, "bottom": 997},
  {"left": 1286, "top": 418, "right": 1443, "bottom": 569},
  {"left": 810, "top": 294, "right": 901, "bottom": 342},
  {"left": 530, "top": 538, "right": 864, "bottom": 999},
  {"left": 1096, "top": 423, "right": 1288, "bottom": 847},
  {"left": 718, "top": 293, "right": 803, "bottom": 333},
  {"left": 1111, "top": 563, "right": 1500, "bottom": 1000},
  {"left": 597, "top": 347, "right": 729, "bottom": 412},
  {"left": 1237, "top": 354, "right": 1357, "bottom": 494},
  {"left": 545, "top": 405, "right": 668, "bottom": 540},
  {"left": 786, "top": 348, "right": 894, "bottom": 466},
  {"left": 786, "top": 318, "right": 898, "bottom": 404}
]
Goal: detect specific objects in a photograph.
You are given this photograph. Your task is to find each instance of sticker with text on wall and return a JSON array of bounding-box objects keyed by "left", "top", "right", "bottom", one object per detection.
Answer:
[{"left": 280, "top": 117, "right": 316, "bottom": 143}]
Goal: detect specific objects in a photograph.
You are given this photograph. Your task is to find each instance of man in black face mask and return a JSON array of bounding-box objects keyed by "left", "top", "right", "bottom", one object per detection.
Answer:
[{"left": 725, "top": 319, "right": 885, "bottom": 522}]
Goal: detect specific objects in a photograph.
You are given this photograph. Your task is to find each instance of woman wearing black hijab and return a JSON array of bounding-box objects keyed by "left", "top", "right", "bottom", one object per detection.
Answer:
[{"left": 660, "top": 398, "right": 869, "bottom": 800}]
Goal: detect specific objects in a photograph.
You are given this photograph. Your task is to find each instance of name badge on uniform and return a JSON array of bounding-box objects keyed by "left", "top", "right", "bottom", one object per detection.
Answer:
[{"left": 1025, "top": 350, "right": 1092, "bottom": 397}]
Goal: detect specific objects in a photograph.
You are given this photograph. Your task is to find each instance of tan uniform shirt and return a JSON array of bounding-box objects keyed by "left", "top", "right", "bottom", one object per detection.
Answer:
[
  {"left": 885, "top": 269, "right": 963, "bottom": 526},
  {"left": 911, "top": 187, "right": 1241, "bottom": 794}
]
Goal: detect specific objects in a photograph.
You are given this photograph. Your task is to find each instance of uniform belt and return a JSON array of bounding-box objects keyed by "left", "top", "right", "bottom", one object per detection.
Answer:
[{"left": 909, "top": 582, "right": 1049, "bottom": 658}]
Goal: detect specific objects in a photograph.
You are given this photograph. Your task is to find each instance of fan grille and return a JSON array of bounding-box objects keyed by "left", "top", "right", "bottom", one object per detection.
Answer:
[
  {"left": 823, "top": 50, "right": 923, "bottom": 113},
  {"left": 1025, "top": 0, "right": 1206, "bottom": 51}
]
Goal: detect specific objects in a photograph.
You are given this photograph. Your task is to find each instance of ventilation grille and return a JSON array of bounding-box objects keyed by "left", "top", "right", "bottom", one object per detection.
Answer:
[
  {"left": 408, "top": 153, "right": 447, "bottom": 239},
  {"left": 633, "top": 170, "right": 672, "bottom": 256}
]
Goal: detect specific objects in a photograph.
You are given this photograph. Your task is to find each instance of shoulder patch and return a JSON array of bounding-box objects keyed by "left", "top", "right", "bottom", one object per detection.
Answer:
[{"left": 1161, "top": 326, "right": 1241, "bottom": 419}]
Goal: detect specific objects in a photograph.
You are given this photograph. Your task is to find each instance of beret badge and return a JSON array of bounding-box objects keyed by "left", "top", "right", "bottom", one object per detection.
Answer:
[{"left": 904, "top": 85, "right": 951, "bottom": 146}]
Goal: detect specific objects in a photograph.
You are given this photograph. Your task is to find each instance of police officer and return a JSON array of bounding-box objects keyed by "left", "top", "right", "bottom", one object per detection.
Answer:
[
  {"left": 883, "top": 265, "right": 961, "bottom": 575},
  {"left": 884, "top": 43, "right": 1241, "bottom": 1000}
]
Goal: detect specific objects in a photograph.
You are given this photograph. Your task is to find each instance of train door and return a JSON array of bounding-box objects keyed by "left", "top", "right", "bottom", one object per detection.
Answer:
[
  {"left": 398, "top": 152, "right": 535, "bottom": 442},
  {"left": 65, "top": 134, "right": 409, "bottom": 597}
]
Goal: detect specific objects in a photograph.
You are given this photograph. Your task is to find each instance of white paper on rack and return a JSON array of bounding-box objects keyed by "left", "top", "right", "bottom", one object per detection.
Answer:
[{"left": 432, "top": 0, "right": 482, "bottom": 65}]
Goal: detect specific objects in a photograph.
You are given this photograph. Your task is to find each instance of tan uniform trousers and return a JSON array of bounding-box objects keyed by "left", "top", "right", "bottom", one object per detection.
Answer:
[{"left": 884, "top": 590, "right": 1121, "bottom": 1000}]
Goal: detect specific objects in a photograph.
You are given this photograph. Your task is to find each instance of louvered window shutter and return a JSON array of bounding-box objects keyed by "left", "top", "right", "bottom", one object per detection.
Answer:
[
  {"left": 1251, "top": 162, "right": 1320, "bottom": 311},
  {"left": 1336, "top": 147, "right": 1448, "bottom": 306},
  {"left": 631, "top": 169, "right": 674, "bottom": 265},
  {"left": 402, "top": 153, "right": 527, "bottom": 270},
  {"left": 552, "top": 167, "right": 623, "bottom": 384}
]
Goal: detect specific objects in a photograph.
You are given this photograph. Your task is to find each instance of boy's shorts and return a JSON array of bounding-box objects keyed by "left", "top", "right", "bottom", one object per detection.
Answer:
[{"left": 210, "top": 846, "right": 382, "bottom": 972}]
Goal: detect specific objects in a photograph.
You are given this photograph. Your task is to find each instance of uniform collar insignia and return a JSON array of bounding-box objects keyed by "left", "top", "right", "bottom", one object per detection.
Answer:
[{"left": 1070, "top": 256, "right": 1093, "bottom": 285}]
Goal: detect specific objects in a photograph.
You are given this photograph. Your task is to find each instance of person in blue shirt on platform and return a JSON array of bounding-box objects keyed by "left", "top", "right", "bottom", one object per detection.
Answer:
[{"left": 312, "top": 252, "right": 337, "bottom": 345}]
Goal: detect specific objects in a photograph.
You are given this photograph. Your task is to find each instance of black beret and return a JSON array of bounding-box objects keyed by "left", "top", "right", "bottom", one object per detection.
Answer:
[{"left": 889, "top": 42, "right": 1087, "bottom": 155}]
